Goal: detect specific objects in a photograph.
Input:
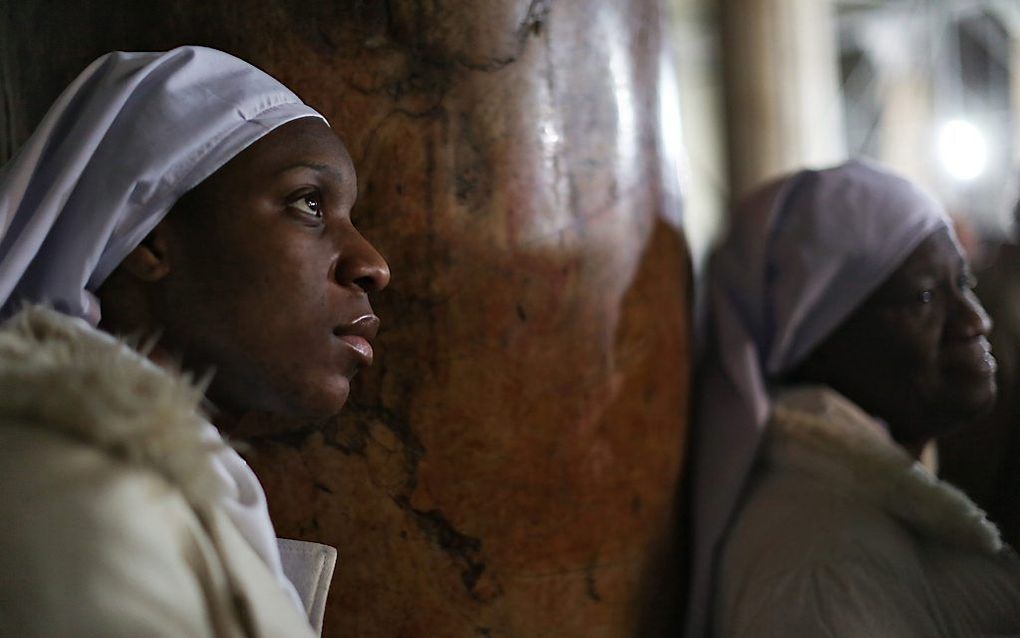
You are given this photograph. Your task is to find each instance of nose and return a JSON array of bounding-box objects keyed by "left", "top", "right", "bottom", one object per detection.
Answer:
[
  {"left": 947, "top": 289, "right": 992, "bottom": 341},
  {"left": 334, "top": 223, "right": 391, "bottom": 293}
]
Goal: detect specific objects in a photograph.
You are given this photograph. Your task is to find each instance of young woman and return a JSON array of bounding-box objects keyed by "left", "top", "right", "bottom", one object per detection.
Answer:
[{"left": 0, "top": 46, "right": 389, "bottom": 637}]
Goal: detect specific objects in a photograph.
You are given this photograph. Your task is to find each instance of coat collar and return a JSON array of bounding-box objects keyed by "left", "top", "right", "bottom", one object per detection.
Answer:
[
  {"left": 769, "top": 385, "right": 1003, "bottom": 555},
  {"left": 0, "top": 305, "right": 225, "bottom": 508},
  {"left": 0, "top": 306, "right": 336, "bottom": 631}
]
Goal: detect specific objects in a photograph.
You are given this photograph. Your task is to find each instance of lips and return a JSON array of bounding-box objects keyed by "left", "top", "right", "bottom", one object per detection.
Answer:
[
  {"left": 333, "top": 314, "right": 380, "bottom": 367},
  {"left": 941, "top": 338, "right": 996, "bottom": 378}
]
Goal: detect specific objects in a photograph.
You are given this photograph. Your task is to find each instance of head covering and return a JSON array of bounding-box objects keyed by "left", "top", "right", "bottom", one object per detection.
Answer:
[
  {"left": 685, "top": 160, "right": 952, "bottom": 638},
  {"left": 0, "top": 45, "right": 325, "bottom": 324}
]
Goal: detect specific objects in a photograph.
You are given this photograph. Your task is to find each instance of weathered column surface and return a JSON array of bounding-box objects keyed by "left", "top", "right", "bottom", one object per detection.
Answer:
[{"left": 2, "top": 2, "right": 691, "bottom": 636}]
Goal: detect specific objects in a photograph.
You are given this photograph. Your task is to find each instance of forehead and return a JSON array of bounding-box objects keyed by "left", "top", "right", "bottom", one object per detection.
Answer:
[
  {"left": 849, "top": 227, "right": 965, "bottom": 316},
  {"left": 215, "top": 117, "right": 355, "bottom": 187},
  {"left": 890, "top": 228, "right": 964, "bottom": 280},
  {"left": 864, "top": 229, "right": 964, "bottom": 305}
]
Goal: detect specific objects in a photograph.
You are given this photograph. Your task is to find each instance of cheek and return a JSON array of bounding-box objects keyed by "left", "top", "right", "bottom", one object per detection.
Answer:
[
  {"left": 169, "top": 233, "right": 337, "bottom": 364},
  {"left": 202, "top": 255, "right": 350, "bottom": 416},
  {"left": 236, "top": 250, "right": 336, "bottom": 344},
  {"left": 876, "top": 311, "right": 943, "bottom": 372}
]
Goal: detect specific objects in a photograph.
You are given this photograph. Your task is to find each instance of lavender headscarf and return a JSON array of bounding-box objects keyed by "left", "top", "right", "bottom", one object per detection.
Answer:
[
  {"left": 0, "top": 45, "right": 325, "bottom": 324},
  {"left": 685, "top": 160, "right": 951, "bottom": 638}
]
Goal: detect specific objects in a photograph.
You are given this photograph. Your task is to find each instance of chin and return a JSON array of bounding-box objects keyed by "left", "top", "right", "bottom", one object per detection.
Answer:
[
  {"left": 209, "top": 368, "right": 354, "bottom": 423},
  {"left": 236, "top": 392, "right": 350, "bottom": 436},
  {"left": 894, "top": 380, "right": 996, "bottom": 444},
  {"left": 964, "top": 375, "right": 997, "bottom": 412},
  {"left": 290, "top": 377, "right": 352, "bottom": 419},
  {"left": 935, "top": 380, "right": 997, "bottom": 427}
]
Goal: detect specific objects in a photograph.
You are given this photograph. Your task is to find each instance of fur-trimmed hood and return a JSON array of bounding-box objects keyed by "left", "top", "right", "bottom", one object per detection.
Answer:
[
  {"left": 0, "top": 305, "right": 334, "bottom": 636},
  {"left": 0, "top": 305, "right": 225, "bottom": 507},
  {"left": 769, "top": 386, "right": 1003, "bottom": 556}
]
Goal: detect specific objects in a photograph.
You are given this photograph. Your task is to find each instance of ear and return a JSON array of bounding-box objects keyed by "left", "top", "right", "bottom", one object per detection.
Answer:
[{"left": 119, "top": 223, "right": 172, "bottom": 282}]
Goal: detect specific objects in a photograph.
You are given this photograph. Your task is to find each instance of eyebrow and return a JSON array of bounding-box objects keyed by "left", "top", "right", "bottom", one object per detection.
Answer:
[
  {"left": 281, "top": 162, "right": 347, "bottom": 184},
  {"left": 896, "top": 258, "right": 969, "bottom": 283}
]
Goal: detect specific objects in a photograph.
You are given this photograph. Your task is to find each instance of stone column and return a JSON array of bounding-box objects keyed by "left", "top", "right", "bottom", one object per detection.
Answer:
[
  {"left": 2, "top": 1, "right": 692, "bottom": 636},
  {"left": 720, "top": 0, "right": 847, "bottom": 197},
  {"left": 1002, "top": 9, "right": 1020, "bottom": 173},
  {"left": 878, "top": 69, "right": 936, "bottom": 192}
]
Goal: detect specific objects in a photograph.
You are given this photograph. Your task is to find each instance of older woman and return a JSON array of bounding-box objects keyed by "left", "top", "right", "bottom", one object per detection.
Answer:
[
  {"left": 685, "top": 161, "right": 1020, "bottom": 637},
  {"left": 0, "top": 47, "right": 389, "bottom": 637}
]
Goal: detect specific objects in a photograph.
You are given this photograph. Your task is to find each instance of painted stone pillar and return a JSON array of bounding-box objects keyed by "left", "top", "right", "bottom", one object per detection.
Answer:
[
  {"left": 720, "top": 0, "right": 847, "bottom": 196},
  {"left": 2, "top": 1, "right": 691, "bottom": 636}
]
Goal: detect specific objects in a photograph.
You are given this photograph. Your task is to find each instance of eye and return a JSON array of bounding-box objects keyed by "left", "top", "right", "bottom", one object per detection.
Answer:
[
  {"left": 288, "top": 191, "right": 323, "bottom": 219},
  {"left": 916, "top": 289, "right": 934, "bottom": 305}
]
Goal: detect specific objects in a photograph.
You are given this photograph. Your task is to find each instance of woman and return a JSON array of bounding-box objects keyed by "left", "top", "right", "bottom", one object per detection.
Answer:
[
  {"left": 685, "top": 160, "right": 1020, "bottom": 637},
  {"left": 0, "top": 47, "right": 389, "bottom": 636}
]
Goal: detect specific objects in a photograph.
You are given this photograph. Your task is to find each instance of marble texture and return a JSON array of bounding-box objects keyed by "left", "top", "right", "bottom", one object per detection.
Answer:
[{"left": 2, "top": 1, "right": 691, "bottom": 635}]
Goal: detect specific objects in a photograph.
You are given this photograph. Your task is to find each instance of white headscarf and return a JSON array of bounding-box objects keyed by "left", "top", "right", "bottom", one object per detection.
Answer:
[
  {"left": 0, "top": 46, "right": 327, "bottom": 616},
  {"left": 0, "top": 45, "right": 324, "bottom": 324},
  {"left": 685, "top": 160, "right": 951, "bottom": 638}
]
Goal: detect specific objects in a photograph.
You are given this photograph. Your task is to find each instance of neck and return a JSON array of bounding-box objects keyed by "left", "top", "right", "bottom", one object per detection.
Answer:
[
  {"left": 878, "top": 410, "right": 946, "bottom": 463},
  {"left": 210, "top": 409, "right": 241, "bottom": 436},
  {"left": 144, "top": 341, "right": 179, "bottom": 371},
  {"left": 900, "top": 439, "right": 928, "bottom": 461},
  {"left": 891, "top": 427, "right": 937, "bottom": 468},
  {"left": 140, "top": 340, "right": 241, "bottom": 434}
]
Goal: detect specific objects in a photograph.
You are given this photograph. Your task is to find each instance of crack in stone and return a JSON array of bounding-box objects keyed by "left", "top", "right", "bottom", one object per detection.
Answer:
[
  {"left": 377, "top": 412, "right": 427, "bottom": 494},
  {"left": 321, "top": 418, "right": 371, "bottom": 457},
  {"left": 395, "top": 496, "right": 500, "bottom": 603},
  {"left": 451, "top": 0, "right": 552, "bottom": 72},
  {"left": 296, "top": 429, "right": 509, "bottom": 600},
  {"left": 517, "top": 0, "right": 552, "bottom": 41},
  {"left": 241, "top": 419, "right": 327, "bottom": 448},
  {"left": 313, "top": 481, "right": 335, "bottom": 495},
  {"left": 453, "top": 110, "right": 490, "bottom": 208},
  {"left": 584, "top": 564, "right": 603, "bottom": 602}
]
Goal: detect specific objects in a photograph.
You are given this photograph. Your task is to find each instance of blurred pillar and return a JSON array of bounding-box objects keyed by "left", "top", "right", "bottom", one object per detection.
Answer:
[
  {"left": 2, "top": 1, "right": 692, "bottom": 636},
  {"left": 988, "top": 2, "right": 1020, "bottom": 176},
  {"left": 878, "top": 70, "right": 936, "bottom": 191},
  {"left": 668, "top": 0, "right": 727, "bottom": 273},
  {"left": 1011, "top": 33, "right": 1020, "bottom": 171},
  {"left": 720, "top": 0, "right": 846, "bottom": 197}
]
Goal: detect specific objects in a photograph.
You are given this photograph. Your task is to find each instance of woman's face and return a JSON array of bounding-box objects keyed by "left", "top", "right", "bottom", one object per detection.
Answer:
[
  {"left": 795, "top": 228, "right": 996, "bottom": 446},
  {"left": 153, "top": 117, "right": 390, "bottom": 419}
]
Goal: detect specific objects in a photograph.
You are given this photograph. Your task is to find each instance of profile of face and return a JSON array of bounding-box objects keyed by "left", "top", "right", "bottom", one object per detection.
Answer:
[
  {"left": 115, "top": 117, "right": 390, "bottom": 419},
  {"left": 790, "top": 228, "right": 996, "bottom": 447}
]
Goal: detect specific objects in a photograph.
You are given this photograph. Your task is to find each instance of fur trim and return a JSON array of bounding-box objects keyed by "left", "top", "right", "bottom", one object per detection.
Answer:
[
  {"left": 769, "top": 386, "right": 1003, "bottom": 555},
  {"left": 0, "top": 305, "right": 225, "bottom": 507}
]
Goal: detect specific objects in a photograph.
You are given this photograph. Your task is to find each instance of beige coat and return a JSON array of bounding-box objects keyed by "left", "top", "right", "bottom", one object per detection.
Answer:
[
  {"left": 715, "top": 386, "right": 1020, "bottom": 637},
  {"left": 0, "top": 307, "right": 335, "bottom": 637}
]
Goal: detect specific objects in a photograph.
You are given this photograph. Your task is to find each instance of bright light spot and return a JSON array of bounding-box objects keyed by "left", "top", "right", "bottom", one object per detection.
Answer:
[
  {"left": 937, "top": 119, "right": 988, "bottom": 182},
  {"left": 539, "top": 123, "right": 560, "bottom": 147}
]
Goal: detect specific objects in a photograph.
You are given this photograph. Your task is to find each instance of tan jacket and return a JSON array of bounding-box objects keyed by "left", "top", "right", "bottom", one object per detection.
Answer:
[
  {"left": 0, "top": 307, "right": 335, "bottom": 637},
  {"left": 716, "top": 387, "right": 1020, "bottom": 638}
]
